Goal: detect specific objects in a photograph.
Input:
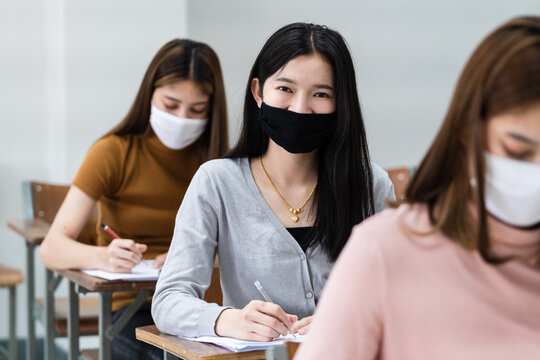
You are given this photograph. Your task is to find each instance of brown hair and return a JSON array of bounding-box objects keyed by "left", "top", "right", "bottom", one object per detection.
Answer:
[
  {"left": 106, "top": 39, "right": 229, "bottom": 162},
  {"left": 403, "top": 16, "right": 540, "bottom": 263}
]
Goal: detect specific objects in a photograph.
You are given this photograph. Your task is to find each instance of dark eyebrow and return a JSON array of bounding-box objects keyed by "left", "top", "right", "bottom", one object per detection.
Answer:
[
  {"left": 164, "top": 95, "right": 181, "bottom": 103},
  {"left": 315, "top": 84, "right": 334, "bottom": 91},
  {"left": 507, "top": 132, "right": 539, "bottom": 146},
  {"left": 190, "top": 101, "right": 209, "bottom": 106},
  {"left": 164, "top": 95, "right": 208, "bottom": 106},
  {"left": 275, "top": 77, "right": 334, "bottom": 91},
  {"left": 275, "top": 77, "right": 295, "bottom": 84}
]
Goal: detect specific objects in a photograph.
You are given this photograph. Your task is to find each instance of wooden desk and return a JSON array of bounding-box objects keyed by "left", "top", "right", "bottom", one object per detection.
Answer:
[
  {"left": 135, "top": 325, "right": 266, "bottom": 360},
  {"left": 58, "top": 269, "right": 156, "bottom": 293},
  {"left": 57, "top": 269, "right": 157, "bottom": 360},
  {"left": 7, "top": 218, "right": 50, "bottom": 244}
]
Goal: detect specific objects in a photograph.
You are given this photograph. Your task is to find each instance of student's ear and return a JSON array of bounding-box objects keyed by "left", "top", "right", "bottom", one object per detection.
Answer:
[{"left": 250, "top": 78, "right": 263, "bottom": 108}]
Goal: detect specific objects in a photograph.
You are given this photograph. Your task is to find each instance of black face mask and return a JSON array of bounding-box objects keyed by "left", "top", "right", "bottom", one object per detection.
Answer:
[{"left": 258, "top": 102, "right": 337, "bottom": 154}]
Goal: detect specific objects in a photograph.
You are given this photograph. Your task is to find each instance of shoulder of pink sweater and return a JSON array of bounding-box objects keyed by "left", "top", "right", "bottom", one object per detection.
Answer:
[
  {"left": 348, "top": 203, "right": 443, "bottom": 254},
  {"left": 352, "top": 202, "right": 432, "bottom": 234}
]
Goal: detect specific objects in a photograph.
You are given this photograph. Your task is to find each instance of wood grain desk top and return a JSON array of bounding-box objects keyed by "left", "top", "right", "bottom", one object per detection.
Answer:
[
  {"left": 56, "top": 269, "right": 157, "bottom": 292},
  {"left": 135, "top": 325, "right": 266, "bottom": 360},
  {"left": 6, "top": 218, "right": 50, "bottom": 244},
  {"left": 0, "top": 264, "right": 24, "bottom": 286}
]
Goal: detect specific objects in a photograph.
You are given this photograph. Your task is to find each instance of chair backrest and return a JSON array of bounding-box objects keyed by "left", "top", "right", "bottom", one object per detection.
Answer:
[
  {"left": 29, "top": 182, "right": 69, "bottom": 224},
  {"left": 203, "top": 256, "right": 223, "bottom": 305},
  {"left": 266, "top": 341, "right": 299, "bottom": 360},
  {"left": 386, "top": 167, "right": 412, "bottom": 201},
  {"left": 24, "top": 181, "right": 98, "bottom": 245}
]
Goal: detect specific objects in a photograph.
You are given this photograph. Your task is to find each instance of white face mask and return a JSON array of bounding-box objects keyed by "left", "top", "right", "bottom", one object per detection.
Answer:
[
  {"left": 149, "top": 102, "right": 208, "bottom": 150},
  {"left": 484, "top": 152, "right": 540, "bottom": 227}
]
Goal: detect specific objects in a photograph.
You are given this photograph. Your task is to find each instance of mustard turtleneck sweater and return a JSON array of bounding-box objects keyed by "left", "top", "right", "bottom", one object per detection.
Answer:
[{"left": 73, "top": 132, "right": 200, "bottom": 311}]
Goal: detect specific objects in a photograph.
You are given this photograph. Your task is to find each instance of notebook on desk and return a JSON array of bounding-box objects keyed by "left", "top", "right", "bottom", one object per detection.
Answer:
[
  {"left": 81, "top": 260, "right": 159, "bottom": 281},
  {"left": 179, "top": 333, "right": 306, "bottom": 352}
]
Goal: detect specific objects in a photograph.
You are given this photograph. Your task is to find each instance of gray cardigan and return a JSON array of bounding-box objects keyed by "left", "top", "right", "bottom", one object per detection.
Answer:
[{"left": 152, "top": 157, "right": 395, "bottom": 336}]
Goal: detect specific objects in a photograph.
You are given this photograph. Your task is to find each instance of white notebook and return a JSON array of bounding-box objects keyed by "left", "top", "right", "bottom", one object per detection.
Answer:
[
  {"left": 81, "top": 260, "right": 159, "bottom": 281},
  {"left": 179, "top": 333, "right": 305, "bottom": 352}
]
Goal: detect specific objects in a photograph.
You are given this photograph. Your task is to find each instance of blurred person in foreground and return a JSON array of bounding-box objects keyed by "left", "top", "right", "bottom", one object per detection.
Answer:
[{"left": 296, "top": 16, "right": 540, "bottom": 360}]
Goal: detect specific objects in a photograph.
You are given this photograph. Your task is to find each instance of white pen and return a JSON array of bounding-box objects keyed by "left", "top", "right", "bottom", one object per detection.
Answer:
[{"left": 254, "top": 280, "right": 296, "bottom": 338}]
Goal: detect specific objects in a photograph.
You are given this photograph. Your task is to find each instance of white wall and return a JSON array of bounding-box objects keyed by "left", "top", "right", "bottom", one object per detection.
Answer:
[
  {"left": 187, "top": 0, "right": 540, "bottom": 168},
  {"left": 0, "top": 0, "right": 48, "bottom": 341},
  {"left": 64, "top": 1, "right": 188, "bottom": 180},
  {"left": 0, "top": 0, "right": 187, "bottom": 341}
]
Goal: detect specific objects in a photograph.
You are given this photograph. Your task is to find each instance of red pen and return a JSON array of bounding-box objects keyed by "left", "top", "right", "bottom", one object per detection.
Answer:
[{"left": 100, "top": 222, "right": 120, "bottom": 239}]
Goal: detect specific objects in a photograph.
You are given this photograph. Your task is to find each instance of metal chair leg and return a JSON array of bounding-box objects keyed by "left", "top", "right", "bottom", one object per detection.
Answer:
[
  {"left": 67, "top": 281, "right": 80, "bottom": 360},
  {"left": 9, "top": 285, "right": 17, "bottom": 360},
  {"left": 26, "top": 242, "right": 36, "bottom": 360},
  {"left": 99, "top": 292, "right": 113, "bottom": 360},
  {"left": 44, "top": 268, "right": 56, "bottom": 360}
]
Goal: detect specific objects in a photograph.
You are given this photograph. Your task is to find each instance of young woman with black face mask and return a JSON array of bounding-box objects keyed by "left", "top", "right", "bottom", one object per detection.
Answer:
[{"left": 152, "top": 23, "right": 395, "bottom": 340}]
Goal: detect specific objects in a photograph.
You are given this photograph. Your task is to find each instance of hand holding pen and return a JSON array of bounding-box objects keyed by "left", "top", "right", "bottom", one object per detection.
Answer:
[
  {"left": 254, "top": 281, "right": 296, "bottom": 338},
  {"left": 213, "top": 280, "right": 298, "bottom": 342},
  {"left": 99, "top": 222, "right": 148, "bottom": 273},
  {"left": 254, "top": 282, "right": 311, "bottom": 335},
  {"left": 214, "top": 298, "right": 297, "bottom": 342}
]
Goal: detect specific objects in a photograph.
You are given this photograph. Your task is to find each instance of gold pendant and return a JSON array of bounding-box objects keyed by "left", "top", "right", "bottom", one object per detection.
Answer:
[
  {"left": 259, "top": 156, "right": 318, "bottom": 226},
  {"left": 291, "top": 208, "right": 300, "bottom": 223}
]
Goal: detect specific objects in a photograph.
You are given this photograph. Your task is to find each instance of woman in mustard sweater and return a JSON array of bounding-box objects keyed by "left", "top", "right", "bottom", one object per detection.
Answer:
[{"left": 40, "top": 39, "right": 229, "bottom": 360}]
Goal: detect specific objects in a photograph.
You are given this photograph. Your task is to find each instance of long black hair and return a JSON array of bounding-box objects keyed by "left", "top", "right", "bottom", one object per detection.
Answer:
[{"left": 227, "top": 22, "right": 374, "bottom": 261}]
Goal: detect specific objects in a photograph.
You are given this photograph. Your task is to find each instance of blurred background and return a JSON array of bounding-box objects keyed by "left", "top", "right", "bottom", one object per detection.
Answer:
[{"left": 1, "top": 0, "right": 539, "bottom": 355}]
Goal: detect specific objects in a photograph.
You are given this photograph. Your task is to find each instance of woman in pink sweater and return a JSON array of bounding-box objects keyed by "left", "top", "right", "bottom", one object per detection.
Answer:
[{"left": 296, "top": 16, "right": 540, "bottom": 360}]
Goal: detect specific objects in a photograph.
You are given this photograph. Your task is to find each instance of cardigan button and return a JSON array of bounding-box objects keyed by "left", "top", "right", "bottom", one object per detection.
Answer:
[{"left": 305, "top": 291, "right": 313, "bottom": 299}]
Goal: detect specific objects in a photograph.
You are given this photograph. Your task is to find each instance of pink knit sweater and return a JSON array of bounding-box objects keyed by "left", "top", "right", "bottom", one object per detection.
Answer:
[{"left": 295, "top": 204, "right": 540, "bottom": 360}]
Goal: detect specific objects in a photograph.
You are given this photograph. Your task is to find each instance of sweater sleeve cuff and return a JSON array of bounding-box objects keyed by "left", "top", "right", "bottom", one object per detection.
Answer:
[{"left": 200, "top": 305, "right": 233, "bottom": 336}]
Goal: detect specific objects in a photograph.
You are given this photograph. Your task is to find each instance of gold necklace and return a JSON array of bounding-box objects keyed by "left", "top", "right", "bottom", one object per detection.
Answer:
[{"left": 259, "top": 156, "right": 317, "bottom": 223}]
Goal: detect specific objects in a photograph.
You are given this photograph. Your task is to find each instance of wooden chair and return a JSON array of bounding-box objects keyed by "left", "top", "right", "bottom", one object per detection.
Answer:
[
  {"left": 266, "top": 342, "right": 299, "bottom": 360},
  {"left": 7, "top": 181, "right": 99, "bottom": 360},
  {"left": 386, "top": 167, "right": 413, "bottom": 200},
  {"left": 29, "top": 182, "right": 100, "bottom": 338},
  {"left": 0, "top": 264, "right": 23, "bottom": 360},
  {"left": 27, "top": 181, "right": 97, "bottom": 245},
  {"left": 203, "top": 256, "right": 222, "bottom": 305}
]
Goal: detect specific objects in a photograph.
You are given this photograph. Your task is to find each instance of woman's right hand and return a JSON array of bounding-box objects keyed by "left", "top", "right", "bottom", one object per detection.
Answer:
[
  {"left": 99, "top": 239, "right": 147, "bottom": 273},
  {"left": 214, "top": 300, "right": 295, "bottom": 341}
]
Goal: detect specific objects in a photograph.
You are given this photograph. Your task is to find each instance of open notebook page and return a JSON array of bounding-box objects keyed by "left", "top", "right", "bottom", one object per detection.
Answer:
[
  {"left": 81, "top": 260, "right": 159, "bottom": 281},
  {"left": 179, "top": 333, "right": 306, "bottom": 352}
]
